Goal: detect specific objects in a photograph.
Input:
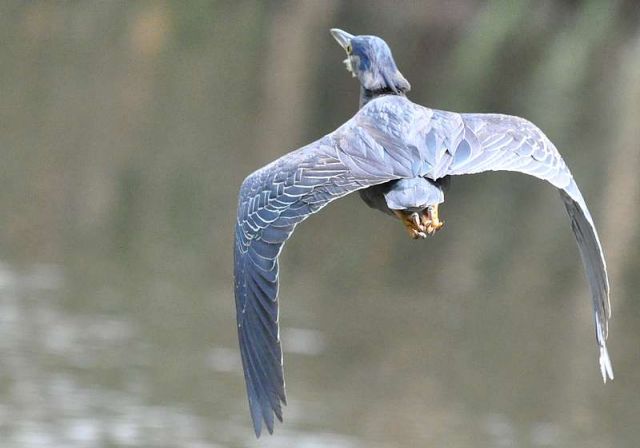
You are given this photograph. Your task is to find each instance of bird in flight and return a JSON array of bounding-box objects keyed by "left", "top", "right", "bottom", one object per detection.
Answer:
[{"left": 234, "top": 28, "right": 612, "bottom": 436}]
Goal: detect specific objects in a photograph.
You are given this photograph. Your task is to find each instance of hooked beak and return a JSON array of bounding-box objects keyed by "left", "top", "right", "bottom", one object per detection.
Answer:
[{"left": 330, "top": 28, "right": 354, "bottom": 50}]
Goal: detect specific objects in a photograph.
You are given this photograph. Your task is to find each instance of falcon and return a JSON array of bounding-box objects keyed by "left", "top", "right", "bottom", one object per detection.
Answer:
[{"left": 234, "top": 28, "right": 612, "bottom": 436}]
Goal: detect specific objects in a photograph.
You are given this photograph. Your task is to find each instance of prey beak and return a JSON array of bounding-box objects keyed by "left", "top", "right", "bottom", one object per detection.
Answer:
[{"left": 330, "top": 28, "right": 354, "bottom": 49}]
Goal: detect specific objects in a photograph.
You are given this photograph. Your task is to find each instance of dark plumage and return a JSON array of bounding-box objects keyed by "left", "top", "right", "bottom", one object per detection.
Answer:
[{"left": 234, "top": 28, "right": 612, "bottom": 437}]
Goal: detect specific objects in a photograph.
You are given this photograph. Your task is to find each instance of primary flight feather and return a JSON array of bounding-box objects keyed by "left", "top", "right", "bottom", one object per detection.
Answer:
[{"left": 234, "top": 28, "right": 612, "bottom": 437}]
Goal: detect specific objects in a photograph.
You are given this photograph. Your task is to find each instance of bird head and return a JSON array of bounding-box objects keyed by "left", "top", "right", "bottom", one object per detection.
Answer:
[{"left": 330, "top": 28, "right": 410, "bottom": 94}]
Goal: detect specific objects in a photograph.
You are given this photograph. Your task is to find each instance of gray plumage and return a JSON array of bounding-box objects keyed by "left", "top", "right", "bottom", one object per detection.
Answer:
[
  {"left": 384, "top": 177, "right": 444, "bottom": 211},
  {"left": 234, "top": 29, "right": 612, "bottom": 437}
]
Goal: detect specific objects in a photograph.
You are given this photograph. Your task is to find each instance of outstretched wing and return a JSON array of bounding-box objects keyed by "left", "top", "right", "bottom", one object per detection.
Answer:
[
  {"left": 235, "top": 113, "right": 415, "bottom": 436},
  {"left": 443, "top": 113, "right": 612, "bottom": 381}
]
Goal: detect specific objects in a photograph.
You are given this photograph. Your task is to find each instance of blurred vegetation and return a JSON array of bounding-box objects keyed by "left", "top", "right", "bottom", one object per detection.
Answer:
[{"left": 1, "top": 1, "right": 640, "bottom": 446}]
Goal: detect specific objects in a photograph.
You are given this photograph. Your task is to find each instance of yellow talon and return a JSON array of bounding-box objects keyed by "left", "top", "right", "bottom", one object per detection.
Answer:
[
  {"left": 426, "top": 204, "right": 444, "bottom": 234},
  {"left": 394, "top": 206, "right": 444, "bottom": 239}
]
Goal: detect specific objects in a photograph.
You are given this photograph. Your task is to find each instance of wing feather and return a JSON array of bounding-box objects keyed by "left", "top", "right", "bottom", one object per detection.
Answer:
[
  {"left": 235, "top": 117, "right": 411, "bottom": 435},
  {"left": 443, "top": 113, "right": 612, "bottom": 380}
]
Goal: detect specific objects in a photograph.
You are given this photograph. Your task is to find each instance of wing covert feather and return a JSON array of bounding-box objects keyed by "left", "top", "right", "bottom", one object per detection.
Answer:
[{"left": 446, "top": 113, "right": 572, "bottom": 188}]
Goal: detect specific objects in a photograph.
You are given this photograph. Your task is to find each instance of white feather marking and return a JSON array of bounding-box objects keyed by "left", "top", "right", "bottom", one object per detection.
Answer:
[{"left": 599, "top": 344, "right": 614, "bottom": 382}]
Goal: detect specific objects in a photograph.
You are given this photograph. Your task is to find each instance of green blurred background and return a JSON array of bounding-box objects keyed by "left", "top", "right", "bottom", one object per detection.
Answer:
[{"left": 1, "top": 1, "right": 639, "bottom": 447}]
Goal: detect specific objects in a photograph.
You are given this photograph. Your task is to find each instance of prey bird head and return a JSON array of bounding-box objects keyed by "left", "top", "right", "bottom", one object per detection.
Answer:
[{"left": 330, "top": 28, "right": 410, "bottom": 94}]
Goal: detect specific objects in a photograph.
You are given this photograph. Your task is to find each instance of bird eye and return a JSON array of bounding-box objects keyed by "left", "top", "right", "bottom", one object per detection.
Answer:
[{"left": 346, "top": 44, "right": 352, "bottom": 54}]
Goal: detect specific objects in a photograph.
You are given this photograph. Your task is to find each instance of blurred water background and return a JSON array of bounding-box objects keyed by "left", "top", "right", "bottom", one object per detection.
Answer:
[{"left": 1, "top": 1, "right": 640, "bottom": 447}]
